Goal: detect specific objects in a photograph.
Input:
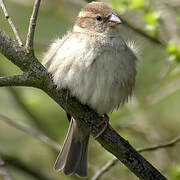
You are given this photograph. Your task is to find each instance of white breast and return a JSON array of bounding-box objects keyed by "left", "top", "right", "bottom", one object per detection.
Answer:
[{"left": 43, "top": 33, "right": 137, "bottom": 115}]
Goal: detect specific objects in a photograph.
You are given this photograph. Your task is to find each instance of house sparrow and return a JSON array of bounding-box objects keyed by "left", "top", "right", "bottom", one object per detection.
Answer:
[{"left": 42, "top": 1, "right": 137, "bottom": 177}]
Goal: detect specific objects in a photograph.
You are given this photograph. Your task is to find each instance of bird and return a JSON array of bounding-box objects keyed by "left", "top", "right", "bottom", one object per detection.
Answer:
[{"left": 42, "top": 1, "right": 137, "bottom": 178}]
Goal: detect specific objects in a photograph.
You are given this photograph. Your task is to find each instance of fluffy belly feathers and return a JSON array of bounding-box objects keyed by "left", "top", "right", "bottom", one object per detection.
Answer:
[
  {"left": 43, "top": 35, "right": 136, "bottom": 114},
  {"left": 54, "top": 48, "right": 135, "bottom": 114}
]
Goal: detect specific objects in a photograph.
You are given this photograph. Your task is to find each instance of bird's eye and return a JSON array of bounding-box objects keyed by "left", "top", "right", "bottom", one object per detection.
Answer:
[{"left": 96, "top": 16, "right": 102, "bottom": 21}]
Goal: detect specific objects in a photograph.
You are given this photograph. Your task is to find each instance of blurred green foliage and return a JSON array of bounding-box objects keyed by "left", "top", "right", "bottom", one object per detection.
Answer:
[
  {"left": 166, "top": 42, "right": 180, "bottom": 63},
  {"left": 178, "top": 16, "right": 180, "bottom": 26},
  {"left": 143, "top": 11, "right": 160, "bottom": 36},
  {"left": 110, "top": 0, "right": 160, "bottom": 36},
  {"left": 110, "top": 0, "right": 145, "bottom": 13},
  {"left": 169, "top": 165, "right": 180, "bottom": 180},
  {"left": 0, "top": 0, "right": 180, "bottom": 180}
]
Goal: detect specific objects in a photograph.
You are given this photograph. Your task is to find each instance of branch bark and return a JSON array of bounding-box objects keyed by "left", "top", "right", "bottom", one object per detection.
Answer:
[
  {"left": 0, "top": 75, "right": 37, "bottom": 87},
  {"left": 0, "top": 29, "right": 168, "bottom": 180}
]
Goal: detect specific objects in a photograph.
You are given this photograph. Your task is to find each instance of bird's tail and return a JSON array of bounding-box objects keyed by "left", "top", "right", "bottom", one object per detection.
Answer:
[{"left": 54, "top": 118, "right": 89, "bottom": 177}]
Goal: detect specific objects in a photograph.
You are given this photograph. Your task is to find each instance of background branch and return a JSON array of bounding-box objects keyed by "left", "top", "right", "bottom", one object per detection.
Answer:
[
  {"left": 151, "top": 0, "right": 180, "bottom": 44},
  {"left": 0, "top": 0, "right": 23, "bottom": 47},
  {"left": 0, "top": 156, "right": 13, "bottom": 180},
  {"left": 0, "top": 67, "right": 54, "bottom": 136},
  {"left": 122, "top": 17, "right": 166, "bottom": 46},
  {"left": 0, "top": 114, "right": 60, "bottom": 152},
  {"left": 8, "top": 87, "right": 54, "bottom": 136}
]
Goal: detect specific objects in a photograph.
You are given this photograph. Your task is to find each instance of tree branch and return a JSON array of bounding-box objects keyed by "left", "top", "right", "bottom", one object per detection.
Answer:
[
  {"left": 0, "top": 114, "right": 60, "bottom": 152},
  {"left": 92, "top": 135, "right": 180, "bottom": 180},
  {"left": 0, "top": 0, "right": 23, "bottom": 47},
  {"left": 0, "top": 75, "right": 38, "bottom": 87},
  {"left": 0, "top": 156, "right": 13, "bottom": 180},
  {"left": 26, "top": 0, "right": 41, "bottom": 54},
  {"left": 0, "top": 28, "right": 168, "bottom": 179}
]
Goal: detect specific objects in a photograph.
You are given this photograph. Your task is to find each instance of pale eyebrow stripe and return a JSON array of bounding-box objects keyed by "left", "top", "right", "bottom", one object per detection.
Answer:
[{"left": 78, "top": 11, "right": 98, "bottom": 18}]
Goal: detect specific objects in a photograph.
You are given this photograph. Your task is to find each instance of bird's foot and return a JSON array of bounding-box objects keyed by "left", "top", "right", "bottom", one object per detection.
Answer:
[{"left": 94, "top": 114, "right": 112, "bottom": 139}]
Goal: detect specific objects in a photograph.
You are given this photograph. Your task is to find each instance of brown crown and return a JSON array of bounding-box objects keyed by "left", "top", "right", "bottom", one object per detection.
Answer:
[{"left": 81, "top": 2, "right": 115, "bottom": 17}]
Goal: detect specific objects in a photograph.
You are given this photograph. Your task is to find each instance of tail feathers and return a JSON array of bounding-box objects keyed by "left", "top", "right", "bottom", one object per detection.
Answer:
[
  {"left": 63, "top": 138, "right": 82, "bottom": 176},
  {"left": 54, "top": 119, "right": 89, "bottom": 177},
  {"left": 54, "top": 119, "right": 75, "bottom": 171},
  {"left": 75, "top": 135, "right": 89, "bottom": 177}
]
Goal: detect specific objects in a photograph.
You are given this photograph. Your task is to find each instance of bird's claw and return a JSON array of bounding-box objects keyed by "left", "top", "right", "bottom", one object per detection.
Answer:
[{"left": 94, "top": 114, "right": 112, "bottom": 139}]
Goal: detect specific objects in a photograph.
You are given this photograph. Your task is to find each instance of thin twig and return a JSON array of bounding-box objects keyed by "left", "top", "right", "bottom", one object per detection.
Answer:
[
  {"left": 26, "top": 0, "right": 41, "bottom": 53},
  {"left": 92, "top": 135, "right": 180, "bottom": 180},
  {"left": 0, "top": 114, "right": 60, "bottom": 151},
  {"left": 91, "top": 158, "right": 118, "bottom": 180},
  {"left": 0, "top": 30, "right": 47, "bottom": 75},
  {"left": 137, "top": 135, "right": 180, "bottom": 152},
  {"left": 0, "top": 0, "right": 23, "bottom": 47},
  {"left": 0, "top": 156, "right": 13, "bottom": 180}
]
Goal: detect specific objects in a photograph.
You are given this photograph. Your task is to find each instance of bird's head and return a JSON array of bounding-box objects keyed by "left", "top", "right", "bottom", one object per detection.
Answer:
[{"left": 74, "top": 2, "right": 122, "bottom": 34}]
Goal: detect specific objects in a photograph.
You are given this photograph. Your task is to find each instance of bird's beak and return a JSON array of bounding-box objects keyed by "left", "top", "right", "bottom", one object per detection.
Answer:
[{"left": 108, "top": 14, "right": 122, "bottom": 27}]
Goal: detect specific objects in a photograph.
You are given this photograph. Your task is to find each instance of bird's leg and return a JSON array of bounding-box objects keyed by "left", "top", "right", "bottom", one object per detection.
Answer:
[
  {"left": 66, "top": 89, "right": 71, "bottom": 102},
  {"left": 66, "top": 112, "right": 72, "bottom": 123},
  {"left": 94, "top": 114, "right": 112, "bottom": 139}
]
